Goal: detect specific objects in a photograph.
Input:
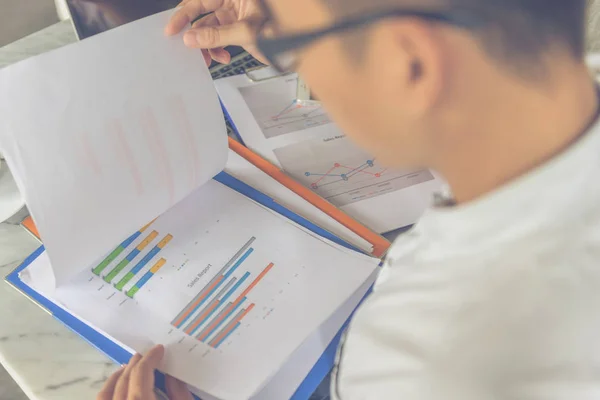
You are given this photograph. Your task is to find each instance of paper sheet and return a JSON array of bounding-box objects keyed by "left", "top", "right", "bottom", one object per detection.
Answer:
[
  {"left": 216, "top": 74, "right": 442, "bottom": 233},
  {"left": 22, "top": 180, "right": 379, "bottom": 400},
  {"left": 224, "top": 149, "right": 373, "bottom": 254},
  {"left": 249, "top": 270, "right": 377, "bottom": 400},
  {"left": 0, "top": 11, "right": 228, "bottom": 287}
]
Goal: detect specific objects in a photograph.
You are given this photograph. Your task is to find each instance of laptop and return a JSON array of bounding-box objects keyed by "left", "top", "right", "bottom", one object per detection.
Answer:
[{"left": 64, "top": 0, "right": 248, "bottom": 63}]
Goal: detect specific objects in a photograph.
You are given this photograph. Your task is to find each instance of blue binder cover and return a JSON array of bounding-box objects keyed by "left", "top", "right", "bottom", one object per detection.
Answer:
[{"left": 5, "top": 171, "right": 369, "bottom": 400}]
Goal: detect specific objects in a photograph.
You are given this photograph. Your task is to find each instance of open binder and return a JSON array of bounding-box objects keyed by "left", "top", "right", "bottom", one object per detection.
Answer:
[{"left": 6, "top": 171, "right": 378, "bottom": 400}]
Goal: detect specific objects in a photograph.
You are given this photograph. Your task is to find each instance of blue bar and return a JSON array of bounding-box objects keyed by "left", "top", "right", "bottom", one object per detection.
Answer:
[
  {"left": 214, "top": 322, "right": 240, "bottom": 348},
  {"left": 129, "top": 246, "right": 161, "bottom": 276},
  {"left": 189, "top": 273, "right": 250, "bottom": 336},
  {"left": 126, "top": 249, "right": 141, "bottom": 262},
  {"left": 175, "top": 248, "right": 253, "bottom": 329},
  {"left": 121, "top": 231, "right": 142, "bottom": 248},
  {"left": 200, "top": 296, "right": 247, "bottom": 341},
  {"left": 135, "top": 270, "right": 154, "bottom": 289}
]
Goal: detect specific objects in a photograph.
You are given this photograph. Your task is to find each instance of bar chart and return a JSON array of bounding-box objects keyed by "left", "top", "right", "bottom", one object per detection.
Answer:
[
  {"left": 52, "top": 179, "right": 381, "bottom": 400},
  {"left": 92, "top": 221, "right": 154, "bottom": 276},
  {"left": 126, "top": 258, "right": 167, "bottom": 298},
  {"left": 91, "top": 221, "right": 173, "bottom": 298},
  {"left": 171, "top": 236, "right": 275, "bottom": 348},
  {"left": 115, "top": 234, "right": 173, "bottom": 290}
]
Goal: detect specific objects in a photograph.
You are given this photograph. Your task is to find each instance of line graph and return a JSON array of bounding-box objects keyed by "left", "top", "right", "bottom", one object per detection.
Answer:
[
  {"left": 239, "top": 77, "right": 332, "bottom": 138},
  {"left": 274, "top": 137, "right": 435, "bottom": 207},
  {"left": 305, "top": 159, "right": 389, "bottom": 190}
]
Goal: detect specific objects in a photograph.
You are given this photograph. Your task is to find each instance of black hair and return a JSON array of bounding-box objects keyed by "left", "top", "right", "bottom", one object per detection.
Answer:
[{"left": 324, "top": 0, "right": 587, "bottom": 66}]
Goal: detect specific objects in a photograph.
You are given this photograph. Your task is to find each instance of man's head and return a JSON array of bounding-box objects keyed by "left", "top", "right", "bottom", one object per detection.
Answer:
[{"left": 261, "top": 0, "right": 589, "bottom": 168}]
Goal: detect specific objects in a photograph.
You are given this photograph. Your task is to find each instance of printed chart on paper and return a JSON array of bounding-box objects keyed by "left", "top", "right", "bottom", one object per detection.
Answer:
[
  {"left": 238, "top": 76, "right": 331, "bottom": 139},
  {"left": 274, "top": 137, "right": 435, "bottom": 207}
]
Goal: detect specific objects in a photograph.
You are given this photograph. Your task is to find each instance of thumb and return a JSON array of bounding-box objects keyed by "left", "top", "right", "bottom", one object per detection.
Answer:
[
  {"left": 183, "top": 21, "right": 256, "bottom": 49},
  {"left": 165, "top": 375, "right": 194, "bottom": 400}
]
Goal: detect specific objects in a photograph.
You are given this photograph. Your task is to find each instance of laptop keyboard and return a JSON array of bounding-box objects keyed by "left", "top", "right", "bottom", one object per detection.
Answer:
[{"left": 210, "top": 52, "right": 264, "bottom": 80}]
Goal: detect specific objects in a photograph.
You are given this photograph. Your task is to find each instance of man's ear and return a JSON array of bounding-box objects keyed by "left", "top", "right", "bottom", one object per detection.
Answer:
[{"left": 377, "top": 18, "right": 445, "bottom": 116}]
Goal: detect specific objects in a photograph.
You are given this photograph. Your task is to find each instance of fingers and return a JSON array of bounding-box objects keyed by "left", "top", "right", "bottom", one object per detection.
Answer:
[
  {"left": 165, "top": 0, "right": 226, "bottom": 36},
  {"left": 128, "top": 344, "right": 165, "bottom": 399},
  {"left": 113, "top": 354, "right": 142, "bottom": 399},
  {"left": 202, "top": 49, "right": 213, "bottom": 66},
  {"left": 183, "top": 21, "right": 256, "bottom": 50},
  {"left": 191, "top": 13, "right": 231, "bottom": 64},
  {"left": 208, "top": 48, "right": 231, "bottom": 64},
  {"left": 96, "top": 367, "right": 125, "bottom": 400},
  {"left": 165, "top": 375, "right": 194, "bottom": 400},
  {"left": 191, "top": 12, "right": 219, "bottom": 29}
]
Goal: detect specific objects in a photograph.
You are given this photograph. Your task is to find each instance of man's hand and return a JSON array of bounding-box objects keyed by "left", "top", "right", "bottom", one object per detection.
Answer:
[
  {"left": 97, "top": 345, "right": 193, "bottom": 400},
  {"left": 165, "top": 0, "right": 268, "bottom": 66}
]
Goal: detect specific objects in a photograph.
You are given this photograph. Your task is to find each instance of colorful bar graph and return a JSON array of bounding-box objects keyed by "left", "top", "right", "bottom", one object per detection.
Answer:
[
  {"left": 91, "top": 221, "right": 153, "bottom": 276},
  {"left": 198, "top": 262, "right": 274, "bottom": 342},
  {"left": 181, "top": 279, "right": 237, "bottom": 334},
  {"left": 184, "top": 299, "right": 221, "bottom": 335},
  {"left": 171, "top": 237, "right": 256, "bottom": 328},
  {"left": 197, "top": 298, "right": 245, "bottom": 341},
  {"left": 213, "top": 323, "right": 240, "bottom": 348},
  {"left": 187, "top": 272, "right": 250, "bottom": 336},
  {"left": 115, "top": 234, "right": 173, "bottom": 290},
  {"left": 126, "top": 258, "right": 166, "bottom": 298},
  {"left": 104, "top": 230, "right": 158, "bottom": 283},
  {"left": 209, "top": 304, "right": 256, "bottom": 348},
  {"left": 196, "top": 302, "right": 233, "bottom": 339},
  {"left": 175, "top": 250, "right": 251, "bottom": 328}
]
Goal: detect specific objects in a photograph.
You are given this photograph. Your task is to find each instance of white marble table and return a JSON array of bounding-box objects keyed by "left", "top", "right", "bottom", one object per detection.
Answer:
[{"left": 0, "top": 21, "right": 118, "bottom": 400}]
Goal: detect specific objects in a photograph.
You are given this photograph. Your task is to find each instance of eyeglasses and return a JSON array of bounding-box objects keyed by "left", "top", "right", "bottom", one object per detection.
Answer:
[{"left": 256, "top": 8, "right": 484, "bottom": 73}]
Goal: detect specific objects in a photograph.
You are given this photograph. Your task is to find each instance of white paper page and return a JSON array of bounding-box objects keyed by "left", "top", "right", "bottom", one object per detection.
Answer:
[
  {"left": 224, "top": 149, "right": 373, "bottom": 254},
  {"left": 22, "top": 180, "right": 378, "bottom": 400},
  {"left": 248, "top": 270, "right": 377, "bottom": 400},
  {"left": 216, "top": 74, "right": 442, "bottom": 233},
  {"left": 0, "top": 10, "right": 228, "bottom": 288}
]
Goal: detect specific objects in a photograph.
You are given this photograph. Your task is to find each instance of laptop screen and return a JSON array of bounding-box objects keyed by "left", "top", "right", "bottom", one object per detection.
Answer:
[
  {"left": 67, "top": 0, "right": 179, "bottom": 39},
  {"left": 66, "top": 0, "right": 247, "bottom": 64}
]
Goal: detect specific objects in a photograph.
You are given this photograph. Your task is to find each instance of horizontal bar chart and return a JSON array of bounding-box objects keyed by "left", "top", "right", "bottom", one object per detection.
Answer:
[
  {"left": 104, "top": 230, "right": 158, "bottom": 283},
  {"left": 115, "top": 234, "right": 173, "bottom": 290},
  {"left": 92, "top": 221, "right": 153, "bottom": 276},
  {"left": 213, "top": 323, "right": 241, "bottom": 348},
  {"left": 126, "top": 258, "right": 167, "bottom": 298},
  {"left": 186, "top": 273, "right": 250, "bottom": 336},
  {"left": 209, "top": 304, "right": 256, "bottom": 348},
  {"left": 197, "top": 262, "right": 274, "bottom": 342},
  {"left": 171, "top": 237, "right": 256, "bottom": 328}
]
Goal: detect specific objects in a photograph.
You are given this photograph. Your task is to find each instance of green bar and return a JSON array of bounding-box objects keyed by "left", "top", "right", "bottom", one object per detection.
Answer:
[
  {"left": 92, "top": 246, "right": 125, "bottom": 276},
  {"left": 126, "top": 286, "right": 140, "bottom": 298},
  {"left": 104, "top": 259, "right": 131, "bottom": 283},
  {"left": 115, "top": 272, "right": 136, "bottom": 291}
]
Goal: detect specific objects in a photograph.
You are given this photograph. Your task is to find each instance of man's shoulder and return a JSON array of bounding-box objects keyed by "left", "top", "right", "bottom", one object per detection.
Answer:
[{"left": 336, "top": 234, "right": 600, "bottom": 399}]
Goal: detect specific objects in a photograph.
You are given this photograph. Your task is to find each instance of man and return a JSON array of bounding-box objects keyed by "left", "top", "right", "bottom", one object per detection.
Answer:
[{"left": 100, "top": 0, "right": 600, "bottom": 399}]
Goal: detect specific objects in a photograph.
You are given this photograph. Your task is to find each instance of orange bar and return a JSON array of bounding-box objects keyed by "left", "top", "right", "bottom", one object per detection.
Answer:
[
  {"left": 199, "top": 263, "right": 274, "bottom": 341},
  {"left": 150, "top": 258, "right": 166, "bottom": 274},
  {"left": 157, "top": 234, "right": 173, "bottom": 249},
  {"left": 139, "top": 219, "right": 156, "bottom": 233},
  {"left": 211, "top": 303, "right": 256, "bottom": 346},
  {"left": 172, "top": 276, "right": 224, "bottom": 327},
  {"left": 136, "top": 230, "right": 158, "bottom": 251},
  {"left": 228, "top": 138, "right": 390, "bottom": 257},
  {"left": 237, "top": 263, "right": 274, "bottom": 301},
  {"left": 185, "top": 300, "right": 220, "bottom": 335}
]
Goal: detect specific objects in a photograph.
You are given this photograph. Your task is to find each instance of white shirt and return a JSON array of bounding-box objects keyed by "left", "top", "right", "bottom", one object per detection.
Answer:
[{"left": 334, "top": 117, "right": 600, "bottom": 400}]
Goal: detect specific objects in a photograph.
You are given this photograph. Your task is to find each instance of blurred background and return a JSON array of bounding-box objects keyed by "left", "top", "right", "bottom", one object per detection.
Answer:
[{"left": 2, "top": 0, "right": 600, "bottom": 48}]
